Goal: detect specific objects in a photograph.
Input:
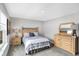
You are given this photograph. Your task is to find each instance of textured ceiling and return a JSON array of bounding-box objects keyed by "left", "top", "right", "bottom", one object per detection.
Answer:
[{"left": 5, "top": 3, "right": 79, "bottom": 21}]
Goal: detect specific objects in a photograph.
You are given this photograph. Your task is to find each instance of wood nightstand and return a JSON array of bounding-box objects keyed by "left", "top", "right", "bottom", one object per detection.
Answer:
[{"left": 10, "top": 35, "right": 21, "bottom": 46}]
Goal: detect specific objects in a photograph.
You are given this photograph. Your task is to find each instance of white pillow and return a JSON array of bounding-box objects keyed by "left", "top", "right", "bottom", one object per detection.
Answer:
[
  {"left": 33, "top": 32, "right": 38, "bottom": 36},
  {"left": 23, "top": 33, "right": 29, "bottom": 37}
]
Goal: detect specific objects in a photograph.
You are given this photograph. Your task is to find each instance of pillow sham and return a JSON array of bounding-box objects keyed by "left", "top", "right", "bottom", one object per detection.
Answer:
[
  {"left": 33, "top": 32, "right": 38, "bottom": 36},
  {"left": 23, "top": 33, "right": 29, "bottom": 37},
  {"left": 29, "top": 32, "right": 35, "bottom": 37}
]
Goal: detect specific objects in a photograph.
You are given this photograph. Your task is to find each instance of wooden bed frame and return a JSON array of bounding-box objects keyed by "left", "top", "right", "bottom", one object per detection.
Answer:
[
  {"left": 22, "top": 28, "right": 38, "bottom": 33},
  {"left": 22, "top": 27, "right": 38, "bottom": 36}
]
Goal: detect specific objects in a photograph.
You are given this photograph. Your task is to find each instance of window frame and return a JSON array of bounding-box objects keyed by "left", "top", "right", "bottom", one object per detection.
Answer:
[{"left": 0, "top": 10, "right": 8, "bottom": 48}]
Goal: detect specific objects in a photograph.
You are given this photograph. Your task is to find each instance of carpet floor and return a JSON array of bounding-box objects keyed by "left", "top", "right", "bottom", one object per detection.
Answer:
[{"left": 7, "top": 44, "right": 78, "bottom": 56}]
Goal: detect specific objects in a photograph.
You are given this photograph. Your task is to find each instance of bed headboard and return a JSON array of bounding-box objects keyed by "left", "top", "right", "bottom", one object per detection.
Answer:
[{"left": 22, "top": 28, "right": 38, "bottom": 35}]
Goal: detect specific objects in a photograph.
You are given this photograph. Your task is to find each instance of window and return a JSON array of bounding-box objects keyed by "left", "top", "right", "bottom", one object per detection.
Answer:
[{"left": 0, "top": 10, "right": 7, "bottom": 46}]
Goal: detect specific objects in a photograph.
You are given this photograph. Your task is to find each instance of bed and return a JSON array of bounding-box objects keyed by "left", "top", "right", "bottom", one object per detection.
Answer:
[{"left": 22, "top": 28, "right": 50, "bottom": 54}]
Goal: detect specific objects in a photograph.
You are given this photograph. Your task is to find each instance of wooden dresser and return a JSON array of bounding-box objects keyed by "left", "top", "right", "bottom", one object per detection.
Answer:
[
  {"left": 54, "top": 34, "right": 78, "bottom": 55},
  {"left": 53, "top": 22, "right": 78, "bottom": 55},
  {"left": 10, "top": 35, "right": 21, "bottom": 46}
]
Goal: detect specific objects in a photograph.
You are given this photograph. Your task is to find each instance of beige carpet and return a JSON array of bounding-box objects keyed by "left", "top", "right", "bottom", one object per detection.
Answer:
[{"left": 7, "top": 45, "right": 76, "bottom": 56}]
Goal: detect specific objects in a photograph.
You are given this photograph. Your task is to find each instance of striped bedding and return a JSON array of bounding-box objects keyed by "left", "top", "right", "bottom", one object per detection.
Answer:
[{"left": 22, "top": 36, "right": 50, "bottom": 54}]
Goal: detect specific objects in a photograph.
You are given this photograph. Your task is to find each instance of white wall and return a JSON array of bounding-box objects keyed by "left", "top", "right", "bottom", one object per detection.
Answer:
[
  {"left": 43, "top": 13, "right": 79, "bottom": 40},
  {"left": 11, "top": 17, "right": 43, "bottom": 35}
]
